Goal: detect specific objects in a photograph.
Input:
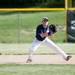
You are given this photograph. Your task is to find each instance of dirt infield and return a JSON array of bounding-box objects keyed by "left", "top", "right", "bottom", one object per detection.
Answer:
[{"left": 0, "top": 55, "right": 75, "bottom": 64}]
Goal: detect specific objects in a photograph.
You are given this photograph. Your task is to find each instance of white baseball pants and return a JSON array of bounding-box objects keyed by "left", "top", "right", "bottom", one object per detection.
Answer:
[{"left": 28, "top": 37, "right": 68, "bottom": 60}]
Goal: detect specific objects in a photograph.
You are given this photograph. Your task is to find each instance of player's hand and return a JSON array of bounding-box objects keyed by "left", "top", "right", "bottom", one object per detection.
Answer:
[
  {"left": 40, "top": 32, "right": 48, "bottom": 38},
  {"left": 43, "top": 32, "right": 48, "bottom": 37}
]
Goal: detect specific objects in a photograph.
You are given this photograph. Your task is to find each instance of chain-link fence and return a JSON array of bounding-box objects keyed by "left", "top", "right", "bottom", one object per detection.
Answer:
[{"left": 0, "top": 11, "right": 66, "bottom": 43}]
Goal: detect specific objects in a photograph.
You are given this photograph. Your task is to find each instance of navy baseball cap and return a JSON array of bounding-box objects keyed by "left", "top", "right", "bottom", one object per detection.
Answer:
[{"left": 42, "top": 17, "right": 48, "bottom": 21}]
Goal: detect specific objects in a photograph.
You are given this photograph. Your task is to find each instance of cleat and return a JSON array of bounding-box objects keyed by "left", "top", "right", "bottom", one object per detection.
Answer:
[
  {"left": 26, "top": 58, "right": 32, "bottom": 63},
  {"left": 65, "top": 56, "right": 72, "bottom": 61}
]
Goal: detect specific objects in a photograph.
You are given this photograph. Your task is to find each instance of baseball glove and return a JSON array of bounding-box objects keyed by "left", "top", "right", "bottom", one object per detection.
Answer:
[{"left": 49, "top": 24, "right": 57, "bottom": 34}]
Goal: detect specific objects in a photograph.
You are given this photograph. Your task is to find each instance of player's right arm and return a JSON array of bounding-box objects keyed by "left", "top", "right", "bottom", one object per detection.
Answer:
[
  {"left": 36, "top": 25, "right": 48, "bottom": 38},
  {"left": 36, "top": 25, "right": 43, "bottom": 38}
]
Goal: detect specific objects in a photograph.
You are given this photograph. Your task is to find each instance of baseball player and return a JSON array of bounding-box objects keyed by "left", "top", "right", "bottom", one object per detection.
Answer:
[{"left": 26, "top": 17, "right": 72, "bottom": 63}]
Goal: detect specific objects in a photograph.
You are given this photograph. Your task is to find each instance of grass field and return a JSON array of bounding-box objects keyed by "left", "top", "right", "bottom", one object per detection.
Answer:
[
  {"left": 0, "top": 64, "right": 75, "bottom": 75},
  {"left": 0, "top": 11, "right": 66, "bottom": 43},
  {"left": 0, "top": 11, "right": 74, "bottom": 75},
  {"left": 0, "top": 43, "right": 75, "bottom": 55}
]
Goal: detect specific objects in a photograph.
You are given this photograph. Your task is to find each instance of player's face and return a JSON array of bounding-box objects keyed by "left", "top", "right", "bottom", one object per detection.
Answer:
[{"left": 42, "top": 21, "right": 48, "bottom": 27}]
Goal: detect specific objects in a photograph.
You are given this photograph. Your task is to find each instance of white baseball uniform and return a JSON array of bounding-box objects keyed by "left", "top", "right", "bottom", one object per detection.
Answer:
[{"left": 28, "top": 37, "right": 68, "bottom": 60}]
